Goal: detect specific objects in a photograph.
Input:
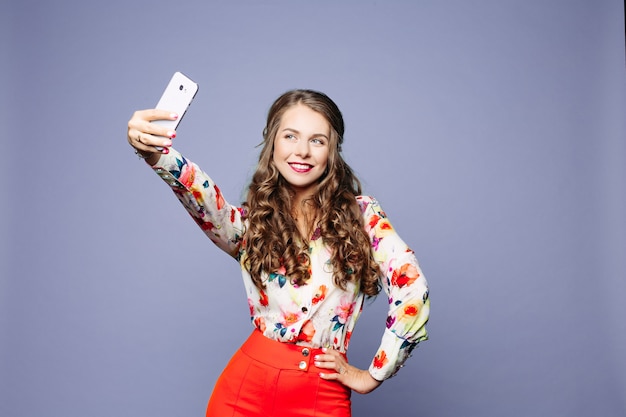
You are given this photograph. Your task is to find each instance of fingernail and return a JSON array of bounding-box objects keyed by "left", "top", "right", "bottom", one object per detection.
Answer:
[
  {"left": 163, "top": 139, "right": 172, "bottom": 147},
  {"left": 314, "top": 355, "right": 320, "bottom": 361},
  {"left": 170, "top": 113, "right": 178, "bottom": 119},
  {"left": 162, "top": 147, "right": 169, "bottom": 154},
  {"left": 322, "top": 348, "right": 328, "bottom": 353},
  {"left": 167, "top": 131, "right": 176, "bottom": 138}
]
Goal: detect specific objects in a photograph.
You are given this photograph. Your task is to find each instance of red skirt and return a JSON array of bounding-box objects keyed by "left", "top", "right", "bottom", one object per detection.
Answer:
[{"left": 206, "top": 330, "right": 351, "bottom": 417}]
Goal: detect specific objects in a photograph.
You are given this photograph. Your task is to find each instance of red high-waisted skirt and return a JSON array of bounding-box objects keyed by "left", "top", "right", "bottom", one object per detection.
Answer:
[{"left": 206, "top": 330, "right": 351, "bottom": 417}]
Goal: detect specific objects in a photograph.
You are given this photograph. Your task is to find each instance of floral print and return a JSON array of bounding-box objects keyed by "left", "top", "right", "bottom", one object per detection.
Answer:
[{"left": 151, "top": 149, "right": 430, "bottom": 380}]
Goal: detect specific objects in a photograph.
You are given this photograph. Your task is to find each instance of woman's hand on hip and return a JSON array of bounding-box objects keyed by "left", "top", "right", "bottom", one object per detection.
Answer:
[
  {"left": 315, "top": 348, "right": 383, "bottom": 394},
  {"left": 127, "top": 109, "right": 178, "bottom": 165}
]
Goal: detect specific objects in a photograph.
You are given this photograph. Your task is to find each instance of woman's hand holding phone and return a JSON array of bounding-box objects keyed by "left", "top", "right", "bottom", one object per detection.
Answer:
[
  {"left": 127, "top": 109, "right": 178, "bottom": 165},
  {"left": 127, "top": 71, "right": 198, "bottom": 165}
]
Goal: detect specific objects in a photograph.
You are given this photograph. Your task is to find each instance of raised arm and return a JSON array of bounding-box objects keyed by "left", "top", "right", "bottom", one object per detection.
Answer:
[{"left": 127, "top": 109, "right": 245, "bottom": 258}]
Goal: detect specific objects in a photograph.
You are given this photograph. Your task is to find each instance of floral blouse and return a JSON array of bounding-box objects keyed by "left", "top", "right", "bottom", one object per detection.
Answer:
[{"left": 150, "top": 148, "right": 430, "bottom": 381}]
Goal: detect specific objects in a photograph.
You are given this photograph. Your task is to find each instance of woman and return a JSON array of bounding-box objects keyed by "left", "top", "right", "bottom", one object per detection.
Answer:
[{"left": 127, "top": 89, "right": 430, "bottom": 417}]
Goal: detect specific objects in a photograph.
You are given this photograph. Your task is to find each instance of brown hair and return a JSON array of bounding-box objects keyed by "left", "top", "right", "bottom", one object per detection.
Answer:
[{"left": 242, "top": 89, "right": 380, "bottom": 296}]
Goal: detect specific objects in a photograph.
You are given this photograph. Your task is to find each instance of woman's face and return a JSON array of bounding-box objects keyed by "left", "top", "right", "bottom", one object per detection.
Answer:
[{"left": 272, "top": 103, "right": 330, "bottom": 199}]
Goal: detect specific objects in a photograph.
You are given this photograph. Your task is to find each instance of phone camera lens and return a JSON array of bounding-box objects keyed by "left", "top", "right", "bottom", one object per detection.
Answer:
[{"left": 179, "top": 85, "right": 184, "bottom": 91}]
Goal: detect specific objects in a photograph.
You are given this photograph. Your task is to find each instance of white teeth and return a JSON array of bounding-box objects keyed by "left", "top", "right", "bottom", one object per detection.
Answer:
[{"left": 290, "top": 163, "right": 311, "bottom": 170}]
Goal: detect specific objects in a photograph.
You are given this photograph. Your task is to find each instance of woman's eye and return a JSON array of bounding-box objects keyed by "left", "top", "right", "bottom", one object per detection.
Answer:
[
  {"left": 311, "top": 138, "right": 324, "bottom": 145},
  {"left": 286, "top": 134, "right": 296, "bottom": 140}
]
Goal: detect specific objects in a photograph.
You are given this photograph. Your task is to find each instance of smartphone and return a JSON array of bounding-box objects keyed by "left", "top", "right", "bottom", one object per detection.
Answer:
[{"left": 152, "top": 71, "right": 199, "bottom": 144}]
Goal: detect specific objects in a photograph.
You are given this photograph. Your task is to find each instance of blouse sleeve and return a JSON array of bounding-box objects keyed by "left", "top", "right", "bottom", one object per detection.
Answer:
[
  {"left": 358, "top": 196, "right": 430, "bottom": 381},
  {"left": 149, "top": 148, "right": 245, "bottom": 258}
]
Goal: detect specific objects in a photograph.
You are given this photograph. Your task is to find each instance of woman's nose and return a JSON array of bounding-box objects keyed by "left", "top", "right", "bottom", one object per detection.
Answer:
[{"left": 294, "top": 139, "right": 310, "bottom": 157}]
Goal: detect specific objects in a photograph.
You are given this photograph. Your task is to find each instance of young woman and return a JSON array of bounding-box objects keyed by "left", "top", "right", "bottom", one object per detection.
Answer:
[{"left": 127, "top": 89, "right": 430, "bottom": 417}]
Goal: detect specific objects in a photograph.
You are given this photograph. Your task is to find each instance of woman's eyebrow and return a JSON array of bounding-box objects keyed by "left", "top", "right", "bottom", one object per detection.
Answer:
[{"left": 281, "top": 128, "right": 329, "bottom": 139}]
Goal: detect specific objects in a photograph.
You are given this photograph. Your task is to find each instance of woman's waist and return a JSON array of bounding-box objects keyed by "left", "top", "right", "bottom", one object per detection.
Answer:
[
  {"left": 239, "top": 329, "right": 346, "bottom": 373},
  {"left": 252, "top": 314, "right": 355, "bottom": 350}
]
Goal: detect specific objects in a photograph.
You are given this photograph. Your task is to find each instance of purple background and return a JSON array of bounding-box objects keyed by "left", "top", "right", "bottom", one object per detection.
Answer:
[{"left": 2, "top": 1, "right": 625, "bottom": 416}]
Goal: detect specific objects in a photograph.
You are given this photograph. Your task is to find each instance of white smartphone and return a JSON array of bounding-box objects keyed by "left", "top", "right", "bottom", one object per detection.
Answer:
[{"left": 152, "top": 71, "right": 199, "bottom": 143}]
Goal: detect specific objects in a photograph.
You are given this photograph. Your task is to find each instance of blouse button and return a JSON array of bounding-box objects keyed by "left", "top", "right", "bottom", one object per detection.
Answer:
[
  {"left": 301, "top": 307, "right": 308, "bottom": 313},
  {"left": 302, "top": 348, "right": 310, "bottom": 357},
  {"left": 298, "top": 361, "right": 307, "bottom": 370}
]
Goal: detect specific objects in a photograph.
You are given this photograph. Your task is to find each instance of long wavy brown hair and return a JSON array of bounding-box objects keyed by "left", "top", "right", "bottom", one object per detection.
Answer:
[{"left": 242, "top": 90, "right": 381, "bottom": 296}]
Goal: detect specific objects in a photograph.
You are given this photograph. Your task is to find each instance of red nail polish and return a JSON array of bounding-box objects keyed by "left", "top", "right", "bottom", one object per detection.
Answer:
[{"left": 162, "top": 148, "right": 169, "bottom": 154}]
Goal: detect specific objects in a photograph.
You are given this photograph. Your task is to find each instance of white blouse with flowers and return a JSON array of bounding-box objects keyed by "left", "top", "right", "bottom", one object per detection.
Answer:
[{"left": 150, "top": 148, "right": 430, "bottom": 381}]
